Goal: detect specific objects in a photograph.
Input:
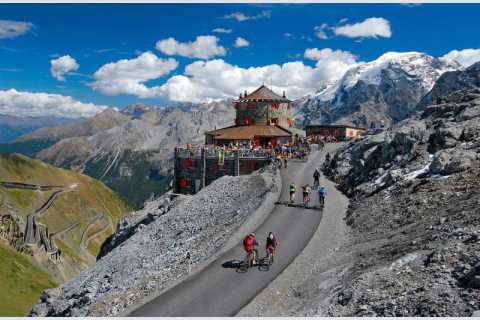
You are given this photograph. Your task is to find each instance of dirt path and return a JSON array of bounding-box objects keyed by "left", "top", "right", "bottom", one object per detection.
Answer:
[{"left": 80, "top": 212, "right": 104, "bottom": 249}]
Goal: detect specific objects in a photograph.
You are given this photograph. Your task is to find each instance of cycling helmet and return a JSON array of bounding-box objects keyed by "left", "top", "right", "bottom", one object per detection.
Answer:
[{"left": 249, "top": 232, "right": 255, "bottom": 237}]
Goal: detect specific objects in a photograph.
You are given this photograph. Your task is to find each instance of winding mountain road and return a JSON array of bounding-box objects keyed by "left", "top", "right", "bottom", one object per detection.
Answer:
[{"left": 130, "top": 144, "right": 343, "bottom": 317}]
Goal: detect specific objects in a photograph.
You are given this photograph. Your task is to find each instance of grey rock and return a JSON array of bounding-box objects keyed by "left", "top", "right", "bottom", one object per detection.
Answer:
[{"left": 430, "top": 149, "right": 477, "bottom": 175}]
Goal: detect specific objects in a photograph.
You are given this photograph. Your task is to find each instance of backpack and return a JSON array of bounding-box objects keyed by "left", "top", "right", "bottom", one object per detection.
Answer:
[{"left": 243, "top": 235, "right": 254, "bottom": 248}]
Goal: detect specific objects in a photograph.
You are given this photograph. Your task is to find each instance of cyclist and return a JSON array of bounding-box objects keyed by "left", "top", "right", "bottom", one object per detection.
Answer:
[
  {"left": 276, "top": 154, "right": 283, "bottom": 169},
  {"left": 325, "top": 152, "right": 331, "bottom": 162},
  {"left": 265, "top": 232, "right": 278, "bottom": 263},
  {"left": 242, "top": 233, "right": 259, "bottom": 266},
  {"left": 318, "top": 185, "right": 327, "bottom": 206},
  {"left": 283, "top": 156, "right": 288, "bottom": 169},
  {"left": 302, "top": 184, "right": 312, "bottom": 207},
  {"left": 313, "top": 168, "right": 320, "bottom": 189},
  {"left": 289, "top": 183, "right": 297, "bottom": 204}
]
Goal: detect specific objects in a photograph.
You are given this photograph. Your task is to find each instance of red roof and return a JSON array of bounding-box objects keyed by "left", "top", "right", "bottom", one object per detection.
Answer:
[
  {"left": 206, "top": 125, "right": 292, "bottom": 140},
  {"left": 240, "top": 85, "right": 290, "bottom": 102}
]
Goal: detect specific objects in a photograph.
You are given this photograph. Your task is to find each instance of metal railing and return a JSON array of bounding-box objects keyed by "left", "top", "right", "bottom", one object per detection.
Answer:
[{"left": 175, "top": 146, "right": 270, "bottom": 159}]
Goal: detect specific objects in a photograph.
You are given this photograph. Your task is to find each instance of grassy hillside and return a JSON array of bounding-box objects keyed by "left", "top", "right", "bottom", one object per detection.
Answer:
[
  {"left": 0, "top": 243, "right": 56, "bottom": 316},
  {"left": 0, "top": 153, "right": 132, "bottom": 315}
]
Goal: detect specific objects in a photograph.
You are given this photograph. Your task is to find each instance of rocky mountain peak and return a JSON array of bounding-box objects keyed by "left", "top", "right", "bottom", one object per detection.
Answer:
[
  {"left": 120, "top": 103, "right": 152, "bottom": 118},
  {"left": 295, "top": 52, "right": 461, "bottom": 128}
]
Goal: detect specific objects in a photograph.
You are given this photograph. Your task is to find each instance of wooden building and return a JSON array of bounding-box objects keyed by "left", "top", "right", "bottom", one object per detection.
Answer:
[
  {"left": 306, "top": 124, "right": 366, "bottom": 141},
  {"left": 205, "top": 85, "right": 296, "bottom": 147}
]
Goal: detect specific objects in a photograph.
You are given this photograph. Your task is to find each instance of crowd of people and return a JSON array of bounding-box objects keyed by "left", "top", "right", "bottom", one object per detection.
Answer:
[{"left": 185, "top": 137, "right": 311, "bottom": 162}]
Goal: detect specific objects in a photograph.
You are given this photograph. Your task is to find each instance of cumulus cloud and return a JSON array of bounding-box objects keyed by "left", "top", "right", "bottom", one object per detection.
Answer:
[
  {"left": 212, "top": 28, "right": 232, "bottom": 34},
  {"left": 234, "top": 37, "right": 250, "bottom": 48},
  {"left": 90, "top": 45, "right": 362, "bottom": 103},
  {"left": 304, "top": 48, "right": 359, "bottom": 82},
  {"left": 222, "top": 10, "right": 271, "bottom": 22},
  {"left": 50, "top": 55, "right": 80, "bottom": 81},
  {"left": 0, "top": 20, "right": 34, "bottom": 39},
  {"left": 441, "top": 48, "right": 480, "bottom": 68},
  {"left": 91, "top": 51, "right": 178, "bottom": 98},
  {"left": 333, "top": 17, "right": 392, "bottom": 39},
  {"left": 156, "top": 59, "right": 327, "bottom": 102},
  {"left": 155, "top": 35, "right": 226, "bottom": 59},
  {"left": 314, "top": 23, "right": 329, "bottom": 40},
  {"left": 0, "top": 89, "right": 107, "bottom": 118}
]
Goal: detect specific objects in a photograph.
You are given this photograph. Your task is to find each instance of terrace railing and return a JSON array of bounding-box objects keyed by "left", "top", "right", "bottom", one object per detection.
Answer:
[{"left": 175, "top": 146, "right": 270, "bottom": 159}]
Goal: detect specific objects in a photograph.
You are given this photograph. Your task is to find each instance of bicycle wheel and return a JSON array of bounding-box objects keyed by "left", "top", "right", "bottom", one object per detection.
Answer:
[{"left": 236, "top": 261, "right": 248, "bottom": 273}]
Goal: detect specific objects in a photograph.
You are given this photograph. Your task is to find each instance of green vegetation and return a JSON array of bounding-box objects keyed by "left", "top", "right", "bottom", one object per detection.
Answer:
[
  {"left": 0, "top": 243, "right": 56, "bottom": 316},
  {"left": 0, "top": 153, "right": 133, "bottom": 314},
  {"left": 0, "top": 139, "right": 58, "bottom": 158},
  {"left": 84, "top": 149, "right": 171, "bottom": 207}
]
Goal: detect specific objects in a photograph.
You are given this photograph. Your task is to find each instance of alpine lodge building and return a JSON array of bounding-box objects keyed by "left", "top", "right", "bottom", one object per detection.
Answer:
[{"left": 205, "top": 85, "right": 298, "bottom": 147}]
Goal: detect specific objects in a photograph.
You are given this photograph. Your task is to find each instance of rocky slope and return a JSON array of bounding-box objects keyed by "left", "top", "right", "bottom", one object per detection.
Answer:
[
  {"left": 0, "top": 154, "right": 130, "bottom": 315},
  {"left": 418, "top": 61, "right": 480, "bottom": 109},
  {"left": 2, "top": 101, "right": 234, "bottom": 206},
  {"left": 295, "top": 52, "right": 459, "bottom": 128},
  {"left": 31, "top": 168, "right": 279, "bottom": 316},
  {"left": 319, "top": 88, "right": 480, "bottom": 316}
]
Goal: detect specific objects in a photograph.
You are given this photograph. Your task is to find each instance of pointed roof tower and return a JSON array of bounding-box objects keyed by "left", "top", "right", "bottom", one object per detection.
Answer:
[{"left": 239, "top": 85, "right": 290, "bottom": 102}]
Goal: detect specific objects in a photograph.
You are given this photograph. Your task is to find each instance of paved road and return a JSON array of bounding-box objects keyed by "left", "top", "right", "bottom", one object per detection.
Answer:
[{"left": 130, "top": 145, "right": 339, "bottom": 316}]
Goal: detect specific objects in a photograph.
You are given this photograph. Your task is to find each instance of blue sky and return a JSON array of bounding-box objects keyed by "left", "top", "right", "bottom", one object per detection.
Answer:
[{"left": 0, "top": 3, "right": 480, "bottom": 118}]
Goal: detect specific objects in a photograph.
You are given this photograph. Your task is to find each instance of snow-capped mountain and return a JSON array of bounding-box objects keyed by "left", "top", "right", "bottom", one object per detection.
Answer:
[
  {"left": 295, "top": 52, "right": 461, "bottom": 127},
  {"left": 418, "top": 61, "right": 480, "bottom": 108}
]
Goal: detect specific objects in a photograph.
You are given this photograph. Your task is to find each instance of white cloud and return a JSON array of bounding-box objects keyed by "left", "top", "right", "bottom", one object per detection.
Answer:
[
  {"left": 333, "top": 17, "right": 392, "bottom": 39},
  {"left": 0, "top": 20, "right": 34, "bottom": 39},
  {"left": 304, "top": 48, "right": 359, "bottom": 81},
  {"left": 91, "top": 46, "right": 361, "bottom": 103},
  {"left": 212, "top": 28, "right": 232, "bottom": 34},
  {"left": 50, "top": 55, "right": 80, "bottom": 81},
  {"left": 0, "top": 89, "right": 107, "bottom": 118},
  {"left": 91, "top": 51, "right": 178, "bottom": 98},
  {"left": 155, "top": 35, "right": 226, "bottom": 59},
  {"left": 234, "top": 37, "right": 250, "bottom": 48},
  {"left": 156, "top": 59, "right": 325, "bottom": 102},
  {"left": 222, "top": 10, "right": 271, "bottom": 22},
  {"left": 441, "top": 48, "right": 480, "bottom": 68},
  {"left": 314, "top": 23, "right": 329, "bottom": 40}
]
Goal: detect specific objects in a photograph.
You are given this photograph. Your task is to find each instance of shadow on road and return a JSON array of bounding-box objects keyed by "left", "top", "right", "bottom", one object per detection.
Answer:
[
  {"left": 222, "top": 260, "right": 243, "bottom": 269},
  {"left": 274, "top": 201, "right": 323, "bottom": 211}
]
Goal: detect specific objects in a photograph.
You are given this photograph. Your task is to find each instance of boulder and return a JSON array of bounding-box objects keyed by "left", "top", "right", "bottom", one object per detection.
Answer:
[{"left": 430, "top": 149, "right": 477, "bottom": 175}]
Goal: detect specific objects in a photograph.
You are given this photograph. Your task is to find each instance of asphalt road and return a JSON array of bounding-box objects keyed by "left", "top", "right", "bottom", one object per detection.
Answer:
[{"left": 130, "top": 145, "right": 339, "bottom": 316}]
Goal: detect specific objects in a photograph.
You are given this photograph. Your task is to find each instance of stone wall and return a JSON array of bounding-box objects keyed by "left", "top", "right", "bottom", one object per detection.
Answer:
[{"left": 235, "top": 101, "right": 290, "bottom": 127}]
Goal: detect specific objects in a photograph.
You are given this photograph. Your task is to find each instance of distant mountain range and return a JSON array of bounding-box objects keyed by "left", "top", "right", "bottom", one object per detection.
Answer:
[
  {"left": 0, "top": 115, "right": 79, "bottom": 143},
  {"left": 1, "top": 54, "right": 478, "bottom": 207},
  {"left": 1, "top": 102, "right": 234, "bottom": 206},
  {"left": 294, "top": 51, "right": 461, "bottom": 127}
]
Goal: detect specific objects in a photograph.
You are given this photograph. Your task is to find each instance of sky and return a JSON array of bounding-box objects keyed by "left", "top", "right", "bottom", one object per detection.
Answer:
[{"left": 0, "top": 3, "right": 480, "bottom": 118}]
